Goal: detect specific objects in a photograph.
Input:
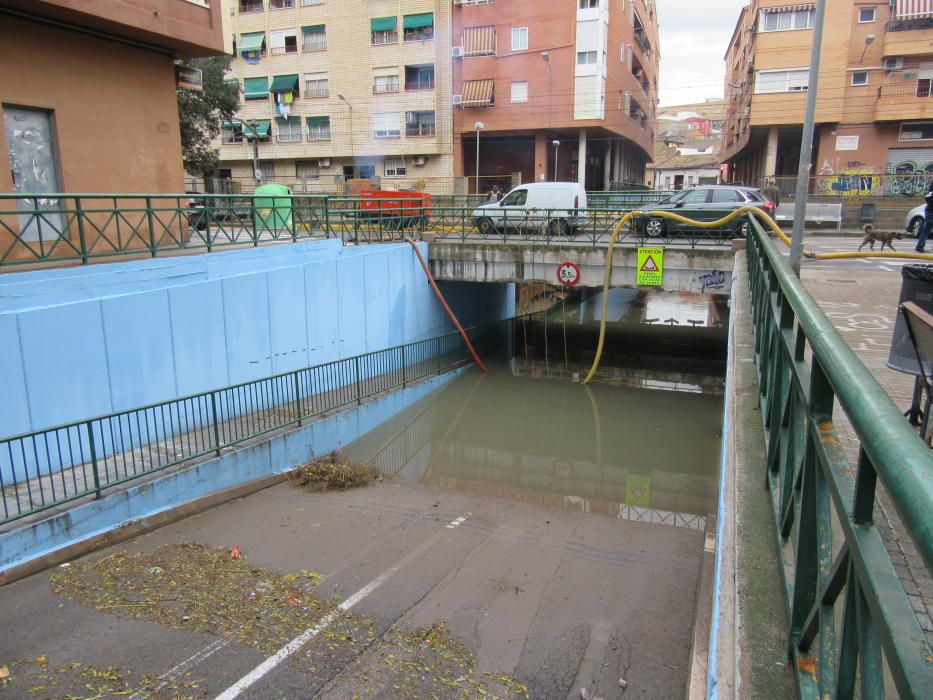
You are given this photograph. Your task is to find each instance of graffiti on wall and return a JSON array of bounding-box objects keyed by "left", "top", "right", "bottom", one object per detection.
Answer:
[
  {"left": 815, "top": 160, "right": 884, "bottom": 197},
  {"left": 885, "top": 160, "right": 933, "bottom": 197}
]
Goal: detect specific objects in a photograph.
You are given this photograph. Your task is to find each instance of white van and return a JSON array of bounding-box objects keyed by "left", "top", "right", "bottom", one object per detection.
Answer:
[{"left": 471, "top": 182, "right": 588, "bottom": 236}]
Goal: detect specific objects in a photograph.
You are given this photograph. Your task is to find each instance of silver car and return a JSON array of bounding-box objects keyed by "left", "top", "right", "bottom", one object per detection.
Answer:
[{"left": 906, "top": 203, "right": 926, "bottom": 238}]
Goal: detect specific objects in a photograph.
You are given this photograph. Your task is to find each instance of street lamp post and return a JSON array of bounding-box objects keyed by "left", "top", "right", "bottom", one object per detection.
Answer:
[
  {"left": 541, "top": 52, "right": 552, "bottom": 128},
  {"left": 336, "top": 93, "right": 354, "bottom": 179},
  {"left": 474, "top": 121, "right": 484, "bottom": 195},
  {"left": 552, "top": 140, "right": 560, "bottom": 182},
  {"left": 246, "top": 118, "right": 260, "bottom": 185}
]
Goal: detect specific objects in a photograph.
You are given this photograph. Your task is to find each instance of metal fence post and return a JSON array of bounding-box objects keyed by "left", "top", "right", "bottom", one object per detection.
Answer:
[
  {"left": 291, "top": 198, "right": 298, "bottom": 243},
  {"left": 293, "top": 371, "right": 303, "bottom": 425},
  {"left": 146, "top": 196, "right": 157, "bottom": 257},
  {"left": 355, "top": 356, "right": 363, "bottom": 405},
  {"left": 401, "top": 345, "right": 407, "bottom": 387},
  {"left": 323, "top": 197, "right": 330, "bottom": 239},
  {"left": 86, "top": 422, "right": 101, "bottom": 499},
  {"left": 75, "top": 197, "right": 89, "bottom": 264},
  {"left": 210, "top": 391, "right": 222, "bottom": 456}
]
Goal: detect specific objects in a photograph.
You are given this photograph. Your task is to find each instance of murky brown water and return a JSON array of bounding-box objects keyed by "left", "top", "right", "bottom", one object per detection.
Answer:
[{"left": 347, "top": 360, "right": 722, "bottom": 530}]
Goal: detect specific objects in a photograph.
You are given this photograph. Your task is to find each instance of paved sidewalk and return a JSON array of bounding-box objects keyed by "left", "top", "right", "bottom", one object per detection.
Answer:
[{"left": 799, "top": 258, "right": 933, "bottom": 643}]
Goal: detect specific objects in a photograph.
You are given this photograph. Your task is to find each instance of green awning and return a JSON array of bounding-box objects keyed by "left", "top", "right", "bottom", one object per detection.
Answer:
[
  {"left": 243, "top": 120, "right": 271, "bottom": 138},
  {"left": 270, "top": 74, "right": 299, "bottom": 93},
  {"left": 275, "top": 116, "right": 300, "bottom": 124},
  {"left": 403, "top": 13, "right": 433, "bottom": 29},
  {"left": 301, "top": 24, "right": 324, "bottom": 33},
  {"left": 221, "top": 121, "right": 241, "bottom": 129},
  {"left": 305, "top": 116, "right": 329, "bottom": 126},
  {"left": 243, "top": 77, "right": 269, "bottom": 99},
  {"left": 239, "top": 32, "right": 265, "bottom": 52},
  {"left": 371, "top": 16, "right": 397, "bottom": 32}
]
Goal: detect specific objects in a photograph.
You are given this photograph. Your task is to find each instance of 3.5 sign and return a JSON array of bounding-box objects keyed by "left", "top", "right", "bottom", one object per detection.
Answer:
[{"left": 556, "top": 261, "right": 580, "bottom": 286}]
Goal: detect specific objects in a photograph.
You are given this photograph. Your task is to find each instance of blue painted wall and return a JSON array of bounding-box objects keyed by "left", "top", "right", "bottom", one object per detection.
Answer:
[{"left": 0, "top": 241, "right": 514, "bottom": 446}]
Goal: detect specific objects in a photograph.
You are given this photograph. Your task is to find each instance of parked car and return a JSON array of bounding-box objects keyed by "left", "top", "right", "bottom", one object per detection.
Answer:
[
  {"left": 471, "top": 182, "right": 588, "bottom": 236},
  {"left": 905, "top": 203, "right": 926, "bottom": 238},
  {"left": 638, "top": 185, "right": 775, "bottom": 238}
]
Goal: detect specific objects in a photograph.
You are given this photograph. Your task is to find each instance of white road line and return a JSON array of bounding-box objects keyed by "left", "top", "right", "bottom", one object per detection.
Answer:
[
  {"left": 130, "top": 638, "right": 231, "bottom": 700},
  {"left": 445, "top": 513, "right": 471, "bottom": 529},
  {"left": 213, "top": 569, "right": 396, "bottom": 700}
]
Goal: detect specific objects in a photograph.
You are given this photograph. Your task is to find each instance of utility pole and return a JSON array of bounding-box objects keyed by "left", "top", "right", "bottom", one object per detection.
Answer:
[
  {"left": 474, "top": 121, "right": 484, "bottom": 195},
  {"left": 789, "top": 0, "right": 826, "bottom": 276},
  {"left": 246, "top": 118, "right": 260, "bottom": 186}
]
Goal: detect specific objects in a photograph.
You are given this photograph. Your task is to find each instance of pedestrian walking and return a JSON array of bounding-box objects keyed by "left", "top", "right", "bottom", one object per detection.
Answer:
[
  {"left": 915, "top": 183, "right": 933, "bottom": 253},
  {"left": 762, "top": 178, "right": 781, "bottom": 207}
]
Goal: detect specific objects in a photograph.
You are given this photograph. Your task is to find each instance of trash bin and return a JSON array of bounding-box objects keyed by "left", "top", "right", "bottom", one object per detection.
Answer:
[
  {"left": 254, "top": 183, "right": 293, "bottom": 231},
  {"left": 887, "top": 264, "right": 933, "bottom": 376}
]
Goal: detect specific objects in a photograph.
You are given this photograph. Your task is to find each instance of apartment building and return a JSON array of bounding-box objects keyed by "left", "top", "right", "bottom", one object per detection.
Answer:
[
  {"left": 451, "top": 0, "right": 659, "bottom": 192},
  {"left": 721, "top": 0, "right": 933, "bottom": 196},
  {"left": 218, "top": 0, "right": 453, "bottom": 192},
  {"left": 0, "top": 0, "right": 225, "bottom": 195}
]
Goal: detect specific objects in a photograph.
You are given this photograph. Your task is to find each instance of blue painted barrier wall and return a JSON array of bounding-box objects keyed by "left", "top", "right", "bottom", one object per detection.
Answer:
[{"left": 0, "top": 241, "right": 514, "bottom": 445}]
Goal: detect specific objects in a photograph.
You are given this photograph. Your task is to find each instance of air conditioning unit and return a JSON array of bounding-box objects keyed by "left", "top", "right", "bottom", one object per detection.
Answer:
[
  {"left": 452, "top": 46, "right": 465, "bottom": 58},
  {"left": 318, "top": 158, "right": 331, "bottom": 167},
  {"left": 452, "top": 94, "right": 463, "bottom": 106},
  {"left": 747, "top": 53, "right": 754, "bottom": 65},
  {"left": 884, "top": 56, "right": 903, "bottom": 71},
  {"left": 413, "top": 156, "right": 427, "bottom": 166}
]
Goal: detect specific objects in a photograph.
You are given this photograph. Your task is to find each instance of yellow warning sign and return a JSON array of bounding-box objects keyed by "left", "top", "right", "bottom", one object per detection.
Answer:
[{"left": 637, "top": 247, "right": 664, "bottom": 286}]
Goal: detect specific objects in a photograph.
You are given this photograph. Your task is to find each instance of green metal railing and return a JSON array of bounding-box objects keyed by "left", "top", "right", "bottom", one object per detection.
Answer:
[
  {"left": 0, "top": 321, "right": 505, "bottom": 527},
  {"left": 746, "top": 217, "right": 933, "bottom": 697}
]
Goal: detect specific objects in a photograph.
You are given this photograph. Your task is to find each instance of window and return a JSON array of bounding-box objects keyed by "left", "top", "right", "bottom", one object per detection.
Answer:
[
  {"left": 304, "top": 73, "right": 328, "bottom": 97},
  {"left": 755, "top": 68, "right": 809, "bottom": 93},
  {"left": 302, "top": 26, "right": 326, "bottom": 51},
  {"left": 759, "top": 8, "right": 814, "bottom": 32},
  {"left": 276, "top": 116, "right": 302, "bottom": 142},
  {"left": 918, "top": 78, "right": 932, "bottom": 98},
  {"left": 900, "top": 122, "right": 933, "bottom": 140},
  {"left": 403, "top": 13, "right": 434, "bottom": 42},
  {"left": 851, "top": 71, "right": 868, "bottom": 86},
  {"left": 384, "top": 158, "right": 407, "bottom": 177},
  {"left": 405, "top": 111, "right": 435, "bottom": 136},
  {"left": 306, "top": 116, "right": 331, "bottom": 141},
  {"left": 511, "top": 81, "right": 528, "bottom": 103},
  {"left": 373, "top": 74, "right": 400, "bottom": 94},
  {"left": 579, "top": 0, "right": 599, "bottom": 7},
  {"left": 405, "top": 64, "right": 435, "bottom": 90},
  {"left": 300, "top": 0, "right": 323, "bottom": 5},
  {"left": 858, "top": 7, "right": 875, "bottom": 23},
  {"left": 511, "top": 27, "right": 528, "bottom": 51},
  {"left": 680, "top": 188, "right": 709, "bottom": 204},
  {"left": 257, "top": 161, "right": 276, "bottom": 180},
  {"left": 710, "top": 189, "right": 742, "bottom": 203},
  {"left": 269, "top": 0, "right": 294, "bottom": 8},
  {"left": 374, "top": 112, "right": 401, "bottom": 138},
  {"left": 270, "top": 28, "right": 298, "bottom": 54},
  {"left": 296, "top": 160, "right": 320, "bottom": 179},
  {"left": 500, "top": 188, "right": 528, "bottom": 206},
  {"left": 577, "top": 51, "right": 597, "bottom": 65},
  {"left": 371, "top": 17, "right": 398, "bottom": 45},
  {"left": 221, "top": 122, "right": 243, "bottom": 144},
  {"left": 239, "top": 1, "right": 263, "bottom": 13}
]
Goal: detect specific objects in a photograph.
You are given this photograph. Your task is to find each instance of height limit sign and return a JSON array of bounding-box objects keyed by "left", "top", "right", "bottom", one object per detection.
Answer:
[{"left": 637, "top": 248, "right": 664, "bottom": 286}]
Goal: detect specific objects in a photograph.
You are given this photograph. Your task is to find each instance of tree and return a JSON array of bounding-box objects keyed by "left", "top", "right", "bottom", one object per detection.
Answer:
[{"left": 176, "top": 56, "right": 240, "bottom": 177}]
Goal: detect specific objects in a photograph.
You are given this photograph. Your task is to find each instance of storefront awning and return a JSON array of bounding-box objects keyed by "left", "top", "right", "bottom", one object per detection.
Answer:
[
  {"left": 895, "top": 0, "right": 933, "bottom": 18},
  {"left": 461, "top": 79, "right": 494, "bottom": 107},
  {"left": 270, "top": 74, "right": 299, "bottom": 93},
  {"left": 761, "top": 3, "right": 815, "bottom": 12},
  {"left": 463, "top": 26, "right": 496, "bottom": 56},
  {"left": 243, "top": 77, "right": 269, "bottom": 99},
  {"left": 403, "top": 13, "right": 433, "bottom": 29},
  {"left": 370, "top": 17, "right": 397, "bottom": 32},
  {"left": 243, "top": 120, "right": 271, "bottom": 138},
  {"left": 239, "top": 32, "right": 265, "bottom": 51}
]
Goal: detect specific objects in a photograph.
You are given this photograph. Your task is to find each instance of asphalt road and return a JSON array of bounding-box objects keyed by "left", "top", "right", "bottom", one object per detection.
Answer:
[{"left": 0, "top": 480, "right": 704, "bottom": 699}]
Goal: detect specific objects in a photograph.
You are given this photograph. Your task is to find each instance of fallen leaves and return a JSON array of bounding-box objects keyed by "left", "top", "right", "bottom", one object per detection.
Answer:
[{"left": 285, "top": 452, "right": 382, "bottom": 492}]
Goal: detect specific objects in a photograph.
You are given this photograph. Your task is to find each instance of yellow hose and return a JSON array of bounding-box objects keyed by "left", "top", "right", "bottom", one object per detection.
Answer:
[{"left": 581, "top": 206, "right": 933, "bottom": 384}]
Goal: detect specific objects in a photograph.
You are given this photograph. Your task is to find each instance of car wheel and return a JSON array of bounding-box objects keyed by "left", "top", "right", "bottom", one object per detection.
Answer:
[
  {"left": 909, "top": 216, "right": 924, "bottom": 238},
  {"left": 548, "top": 219, "right": 570, "bottom": 237},
  {"left": 645, "top": 217, "right": 666, "bottom": 238},
  {"left": 477, "top": 217, "right": 496, "bottom": 236}
]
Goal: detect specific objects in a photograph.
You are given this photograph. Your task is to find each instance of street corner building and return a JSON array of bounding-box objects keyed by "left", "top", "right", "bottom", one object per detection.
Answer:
[
  {"left": 0, "top": 0, "right": 226, "bottom": 195},
  {"left": 721, "top": 0, "right": 933, "bottom": 199}
]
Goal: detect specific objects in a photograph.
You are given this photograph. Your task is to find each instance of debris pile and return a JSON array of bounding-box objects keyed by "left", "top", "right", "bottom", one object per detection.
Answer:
[{"left": 285, "top": 452, "right": 381, "bottom": 492}]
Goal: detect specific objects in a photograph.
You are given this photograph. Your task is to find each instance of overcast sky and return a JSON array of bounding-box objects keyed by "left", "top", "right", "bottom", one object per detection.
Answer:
[{"left": 656, "top": 0, "right": 750, "bottom": 107}]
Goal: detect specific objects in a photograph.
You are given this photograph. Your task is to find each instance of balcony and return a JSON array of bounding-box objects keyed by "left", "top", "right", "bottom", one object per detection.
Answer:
[
  {"left": 883, "top": 17, "right": 933, "bottom": 57},
  {"left": 239, "top": 0, "right": 263, "bottom": 13},
  {"left": 875, "top": 82, "right": 933, "bottom": 121}
]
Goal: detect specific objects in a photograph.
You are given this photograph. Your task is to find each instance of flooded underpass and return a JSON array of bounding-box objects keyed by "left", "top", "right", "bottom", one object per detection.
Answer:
[{"left": 0, "top": 286, "right": 729, "bottom": 700}]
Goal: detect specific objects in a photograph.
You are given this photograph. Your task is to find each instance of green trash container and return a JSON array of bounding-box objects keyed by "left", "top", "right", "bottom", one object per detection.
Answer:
[{"left": 254, "top": 183, "right": 293, "bottom": 231}]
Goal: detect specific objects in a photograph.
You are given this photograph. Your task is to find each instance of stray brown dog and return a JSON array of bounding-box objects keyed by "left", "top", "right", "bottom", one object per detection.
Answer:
[{"left": 859, "top": 224, "right": 903, "bottom": 252}]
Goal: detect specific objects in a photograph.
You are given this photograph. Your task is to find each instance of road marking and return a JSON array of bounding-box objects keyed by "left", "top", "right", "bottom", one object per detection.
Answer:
[
  {"left": 446, "top": 513, "right": 470, "bottom": 529},
  {"left": 214, "top": 569, "right": 396, "bottom": 700},
  {"left": 129, "top": 638, "right": 231, "bottom": 700}
]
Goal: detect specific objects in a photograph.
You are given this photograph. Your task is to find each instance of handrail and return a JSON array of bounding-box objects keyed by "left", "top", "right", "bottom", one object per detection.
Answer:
[{"left": 746, "top": 214, "right": 933, "bottom": 697}]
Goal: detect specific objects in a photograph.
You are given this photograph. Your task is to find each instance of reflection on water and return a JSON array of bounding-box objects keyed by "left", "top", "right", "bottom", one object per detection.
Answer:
[
  {"left": 346, "top": 361, "right": 722, "bottom": 528},
  {"left": 555, "top": 287, "right": 728, "bottom": 329}
]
